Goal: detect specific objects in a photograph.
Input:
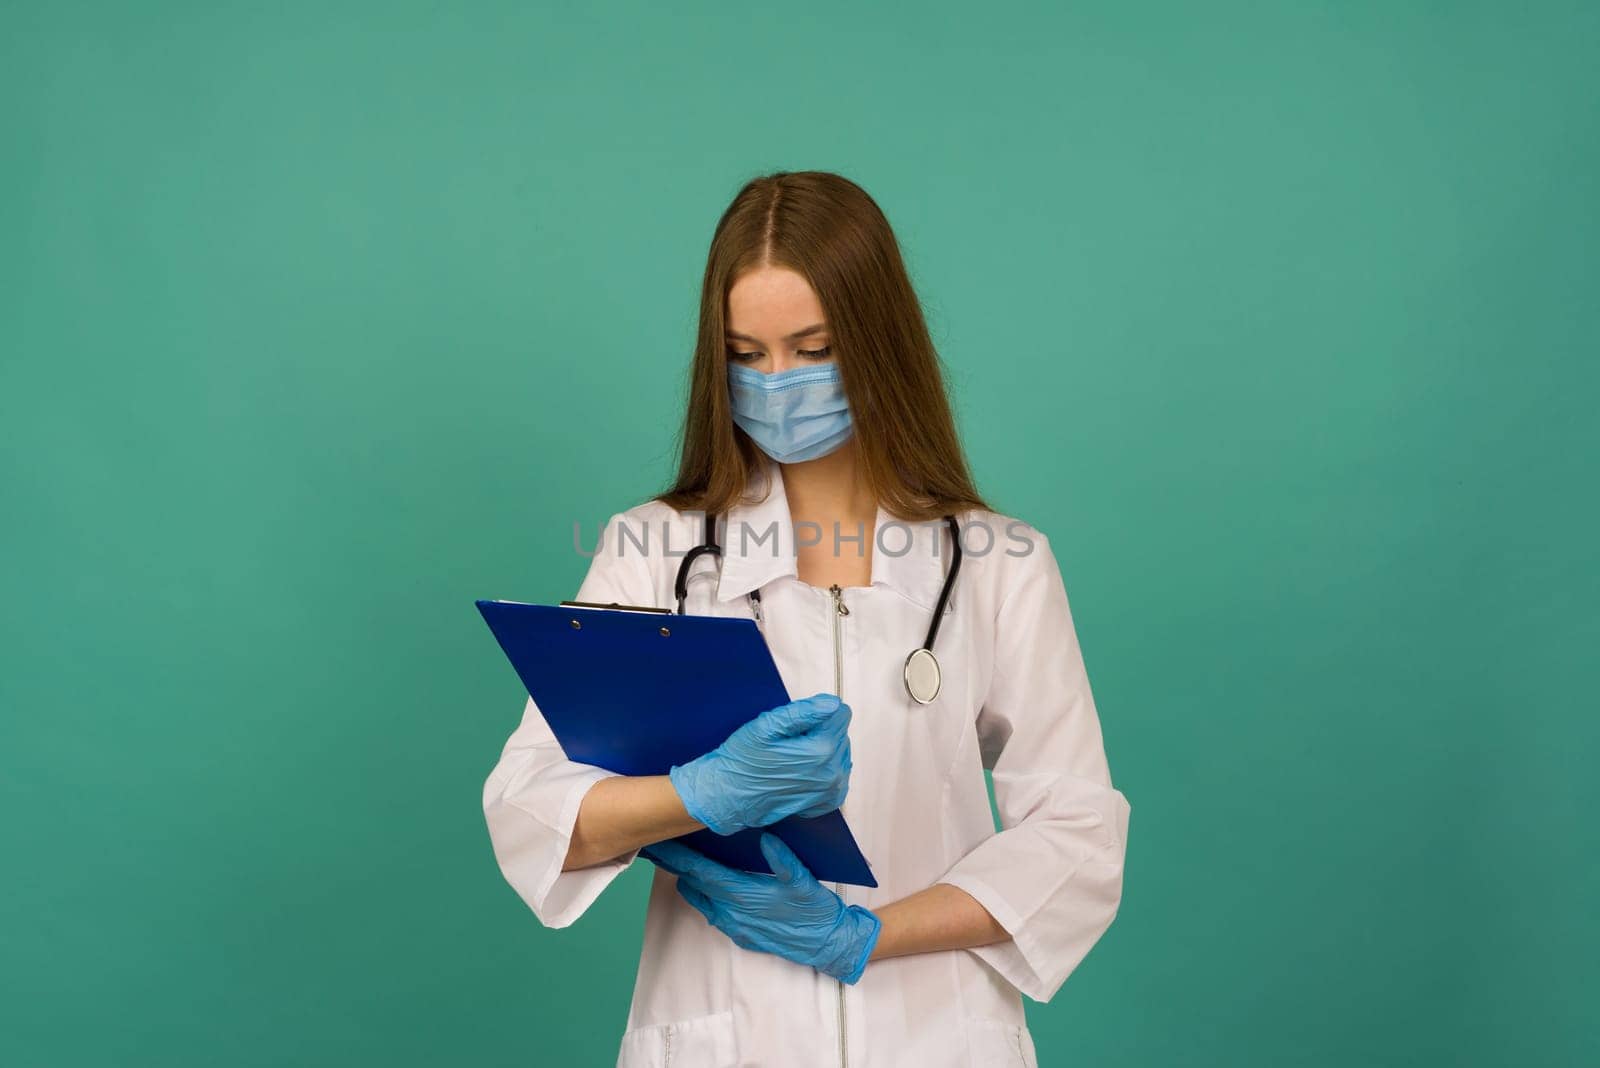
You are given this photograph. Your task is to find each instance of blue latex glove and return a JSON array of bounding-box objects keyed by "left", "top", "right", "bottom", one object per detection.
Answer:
[
  {"left": 668, "top": 693, "right": 852, "bottom": 836},
  {"left": 641, "top": 834, "right": 882, "bottom": 985}
]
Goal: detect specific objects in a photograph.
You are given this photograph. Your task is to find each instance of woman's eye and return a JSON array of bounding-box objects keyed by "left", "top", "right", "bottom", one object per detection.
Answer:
[{"left": 726, "top": 345, "right": 831, "bottom": 361}]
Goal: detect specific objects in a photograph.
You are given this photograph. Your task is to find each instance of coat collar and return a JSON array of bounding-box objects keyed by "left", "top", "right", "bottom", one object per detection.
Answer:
[{"left": 713, "top": 457, "right": 961, "bottom": 614}]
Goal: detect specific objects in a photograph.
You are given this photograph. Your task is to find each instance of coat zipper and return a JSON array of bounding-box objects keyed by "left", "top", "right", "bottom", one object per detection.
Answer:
[{"left": 827, "top": 582, "right": 850, "bottom": 1068}]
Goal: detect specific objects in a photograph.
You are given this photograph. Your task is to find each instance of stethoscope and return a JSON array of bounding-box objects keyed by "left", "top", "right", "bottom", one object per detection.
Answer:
[{"left": 673, "top": 511, "right": 963, "bottom": 704}]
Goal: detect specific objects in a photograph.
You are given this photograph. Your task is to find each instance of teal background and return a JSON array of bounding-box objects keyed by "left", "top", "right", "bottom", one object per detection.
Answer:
[{"left": 3, "top": 2, "right": 1596, "bottom": 1065}]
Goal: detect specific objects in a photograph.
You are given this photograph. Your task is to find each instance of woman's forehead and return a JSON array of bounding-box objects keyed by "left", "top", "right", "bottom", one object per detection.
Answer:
[{"left": 726, "top": 266, "right": 827, "bottom": 337}]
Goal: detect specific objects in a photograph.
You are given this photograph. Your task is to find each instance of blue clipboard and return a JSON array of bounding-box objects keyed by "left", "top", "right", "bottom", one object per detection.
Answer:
[{"left": 476, "top": 598, "right": 877, "bottom": 887}]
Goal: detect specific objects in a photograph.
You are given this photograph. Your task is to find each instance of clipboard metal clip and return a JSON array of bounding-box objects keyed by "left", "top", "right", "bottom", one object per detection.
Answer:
[{"left": 559, "top": 599, "right": 673, "bottom": 615}]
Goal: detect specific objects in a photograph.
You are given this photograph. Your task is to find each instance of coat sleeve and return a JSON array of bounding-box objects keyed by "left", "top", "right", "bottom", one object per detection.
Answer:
[
  {"left": 935, "top": 528, "right": 1132, "bottom": 1002},
  {"left": 480, "top": 511, "right": 658, "bottom": 928}
]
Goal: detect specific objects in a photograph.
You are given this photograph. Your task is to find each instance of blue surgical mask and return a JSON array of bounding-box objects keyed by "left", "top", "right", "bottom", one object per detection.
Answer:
[{"left": 727, "top": 362, "right": 854, "bottom": 464}]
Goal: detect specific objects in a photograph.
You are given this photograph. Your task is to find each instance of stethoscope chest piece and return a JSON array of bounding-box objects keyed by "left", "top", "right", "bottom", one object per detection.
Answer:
[{"left": 903, "top": 647, "right": 942, "bottom": 704}]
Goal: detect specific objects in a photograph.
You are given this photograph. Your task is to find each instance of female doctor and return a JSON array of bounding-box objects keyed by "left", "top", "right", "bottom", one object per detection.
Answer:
[{"left": 481, "top": 170, "right": 1131, "bottom": 1068}]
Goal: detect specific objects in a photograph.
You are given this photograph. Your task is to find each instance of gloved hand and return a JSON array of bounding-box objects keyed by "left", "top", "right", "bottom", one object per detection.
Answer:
[
  {"left": 668, "top": 693, "right": 851, "bottom": 836},
  {"left": 641, "top": 834, "right": 882, "bottom": 984}
]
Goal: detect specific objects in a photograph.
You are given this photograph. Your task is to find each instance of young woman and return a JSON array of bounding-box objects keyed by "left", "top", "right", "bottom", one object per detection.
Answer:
[{"left": 482, "top": 171, "right": 1131, "bottom": 1067}]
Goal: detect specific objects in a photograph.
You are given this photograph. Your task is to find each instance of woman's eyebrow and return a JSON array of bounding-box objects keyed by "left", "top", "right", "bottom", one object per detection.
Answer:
[{"left": 725, "top": 323, "right": 829, "bottom": 343}]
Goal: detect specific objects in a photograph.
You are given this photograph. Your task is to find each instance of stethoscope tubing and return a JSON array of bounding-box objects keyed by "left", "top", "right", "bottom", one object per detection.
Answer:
[{"left": 673, "top": 510, "right": 962, "bottom": 703}]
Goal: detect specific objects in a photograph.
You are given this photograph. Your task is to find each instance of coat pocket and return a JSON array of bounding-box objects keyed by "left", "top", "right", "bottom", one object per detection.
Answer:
[
  {"left": 616, "top": 1010, "right": 739, "bottom": 1068},
  {"left": 965, "top": 1016, "right": 1038, "bottom": 1068}
]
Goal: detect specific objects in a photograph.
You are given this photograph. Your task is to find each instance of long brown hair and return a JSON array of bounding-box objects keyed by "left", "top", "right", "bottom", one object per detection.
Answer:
[{"left": 657, "top": 170, "right": 992, "bottom": 522}]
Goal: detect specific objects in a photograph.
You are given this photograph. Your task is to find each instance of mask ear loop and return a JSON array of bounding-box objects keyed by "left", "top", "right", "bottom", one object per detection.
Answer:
[{"left": 675, "top": 511, "right": 721, "bottom": 615}]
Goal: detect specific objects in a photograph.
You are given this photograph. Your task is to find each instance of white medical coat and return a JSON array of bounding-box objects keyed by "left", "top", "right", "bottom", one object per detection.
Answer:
[{"left": 482, "top": 460, "right": 1131, "bottom": 1067}]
